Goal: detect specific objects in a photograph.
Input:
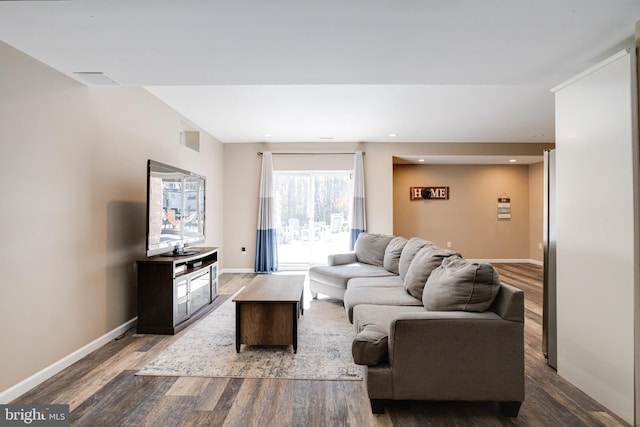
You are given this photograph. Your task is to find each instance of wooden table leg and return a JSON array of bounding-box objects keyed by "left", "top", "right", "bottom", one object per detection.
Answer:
[
  {"left": 300, "top": 290, "right": 304, "bottom": 316},
  {"left": 235, "top": 302, "right": 241, "bottom": 353},
  {"left": 292, "top": 303, "right": 298, "bottom": 353}
]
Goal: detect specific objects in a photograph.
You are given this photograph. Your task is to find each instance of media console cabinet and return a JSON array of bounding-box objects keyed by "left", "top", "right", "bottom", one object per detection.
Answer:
[{"left": 136, "top": 247, "right": 219, "bottom": 334}]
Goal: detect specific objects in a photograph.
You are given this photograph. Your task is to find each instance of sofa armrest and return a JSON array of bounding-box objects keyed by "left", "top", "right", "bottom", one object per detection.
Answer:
[
  {"left": 328, "top": 252, "right": 357, "bottom": 266},
  {"left": 387, "top": 311, "right": 524, "bottom": 402},
  {"left": 491, "top": 282, "right": 524, "bottom": 322}
]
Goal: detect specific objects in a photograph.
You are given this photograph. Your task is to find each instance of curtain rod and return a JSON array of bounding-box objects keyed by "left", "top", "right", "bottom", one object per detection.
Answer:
[{"left": 257, "top": 151, "right": 365, "bottom": 156}]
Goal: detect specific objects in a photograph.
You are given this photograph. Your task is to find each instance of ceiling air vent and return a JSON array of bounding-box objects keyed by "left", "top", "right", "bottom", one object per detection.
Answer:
[
  {"left": 73, "top": 72, "right": 119, "bottom": 86},
  {"left": 180, "top": 131, "right": 200, "bottom": 152}
]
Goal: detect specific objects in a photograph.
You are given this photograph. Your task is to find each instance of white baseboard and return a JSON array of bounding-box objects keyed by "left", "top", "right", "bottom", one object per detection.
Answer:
[
  {"left": 468, "top": 258, "right": 543, "bottom": 266},
  {"left": 222, "top": 267, "right": 312, "bottom": 274},
  {"left": 0, "top": 317, "right": 137, "bottom": 404},
  {"left": 223, "top": 259, "right": 543, "bottom": 274},
  {"left": 221, "top": 268, "right": 255, "bottom": 274}
]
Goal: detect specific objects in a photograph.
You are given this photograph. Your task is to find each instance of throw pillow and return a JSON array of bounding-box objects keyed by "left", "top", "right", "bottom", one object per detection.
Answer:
[
  {"left": 403, "top": 247, "right": 461, "bottom": 299},
  {"left": 398, "top": 237, "right": 436, "bottom": 279},
  {"left": 423, "top": 257, "right": 501, "bottom": 312},
  {"left": 355, "top": 233, "right": 395, "bottom": 266},
  {"left": 383, "top": 236, "right": 408, "bottom": 274},
  {"left": 352, "top": 323, "right": 389, "bottom": 366}
]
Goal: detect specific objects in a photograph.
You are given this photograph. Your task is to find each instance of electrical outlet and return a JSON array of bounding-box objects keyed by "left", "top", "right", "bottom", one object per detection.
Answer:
[
  {"left": 241, "top": 247, "right": 246, "bottom": 255},
  {"left": 538, "top": 242, "right": 543, "bottom": 250},
  {"left": 446, "top": 241, "right": 452, "bottom": 248}
]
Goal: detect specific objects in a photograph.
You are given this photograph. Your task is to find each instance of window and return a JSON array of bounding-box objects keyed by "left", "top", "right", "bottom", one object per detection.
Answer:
[{"left": 274, "top": 172, "right": 352, "bottom": 267}]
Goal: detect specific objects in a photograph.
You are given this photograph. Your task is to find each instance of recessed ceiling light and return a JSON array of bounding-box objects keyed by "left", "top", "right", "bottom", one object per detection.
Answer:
[
  {"left": 532, "top": 133, "right": 545, "bottom": 138},
  {"left": 418, "top": 159, "right": 425, "bottom": 162},
  {"left": 264, "top": 133, "right": 272, "bottom": 138},
  {"left": 319, "top": 136, "right": 334, "bottom": 140},
  {"left": 509, "top": 159, "right": 517, "bottom": 163},
  {"left": 389, "top": 133, "right": 397, "bottom": 138}
]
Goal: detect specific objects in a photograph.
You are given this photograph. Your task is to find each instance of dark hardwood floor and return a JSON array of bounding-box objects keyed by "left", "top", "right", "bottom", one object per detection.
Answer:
[{"left": 12, "top": 265, "right": 629, "bottom": 426}]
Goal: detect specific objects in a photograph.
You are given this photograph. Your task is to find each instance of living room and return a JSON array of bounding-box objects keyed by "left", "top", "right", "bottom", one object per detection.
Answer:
[{"left": 1, "top": 2, "right": 639, "bottom": 426}]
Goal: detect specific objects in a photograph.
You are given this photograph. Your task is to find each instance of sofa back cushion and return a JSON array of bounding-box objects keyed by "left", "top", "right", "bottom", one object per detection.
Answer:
[
  {"left": 383, "top": 236, "right": 408, "bottom": 274},
  {"left": 423, "top": 257, "right": 501, "bottom": 312},
  {"left": 355, "top": 233, "right": 395, "bottom": 266},
  {"left": 398, "top": 237, "right": 435, "bottom": 279},
  {"left": 403, "top": 246, "right": 461, "bottom": 299}
]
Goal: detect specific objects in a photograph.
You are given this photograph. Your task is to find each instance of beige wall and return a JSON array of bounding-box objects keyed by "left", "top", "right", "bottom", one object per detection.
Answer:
[
  {"left": 0, "top": 42, "right": 223, "bottom": 394},
  {"left": 224, "top": 142, "right": 551, "bottom": 269},
  {"left": 392, "top": 164, "right": 532, "bottom": 259}
]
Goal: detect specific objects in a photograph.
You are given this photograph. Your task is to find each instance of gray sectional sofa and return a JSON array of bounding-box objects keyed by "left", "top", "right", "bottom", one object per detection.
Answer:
[{"left": 308, "top": 233, "right": 525, "bottom": 417}]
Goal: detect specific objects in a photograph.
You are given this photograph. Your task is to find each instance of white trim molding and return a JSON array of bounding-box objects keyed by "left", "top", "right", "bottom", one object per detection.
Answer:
[
  {"left": 0, "top": 317, "right": 137, "bottom": 404},
  {"left": 221, "top": 268, "right": 255, "bottom": 274},
  {"left": 551, "top": 49, "right": 630, "bottom": 93},
  {"left": 467, "top": 259, "right": 543, "bottom": 266},
  {"left": 223, "top": 259, "right": 543, "bottom": 274}
]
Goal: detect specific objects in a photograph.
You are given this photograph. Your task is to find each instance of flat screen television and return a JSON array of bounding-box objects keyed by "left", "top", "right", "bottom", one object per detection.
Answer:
[{"left": 146, "top": 160, "right": 206, "bottom": 256}]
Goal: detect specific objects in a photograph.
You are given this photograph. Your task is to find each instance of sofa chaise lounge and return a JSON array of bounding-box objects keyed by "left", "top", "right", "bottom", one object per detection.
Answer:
[{"left": 308, "top": 233, "right": 525, "bottom": 417}]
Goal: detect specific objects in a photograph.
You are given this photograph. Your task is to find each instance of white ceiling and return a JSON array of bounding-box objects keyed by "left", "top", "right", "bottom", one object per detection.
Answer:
[{"left": 0, "top": 1, "right": 639, "bottom": 144}]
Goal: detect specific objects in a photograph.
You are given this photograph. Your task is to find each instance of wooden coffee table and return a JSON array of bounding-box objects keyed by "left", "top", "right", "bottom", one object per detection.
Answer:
[{"left": 233, "top": 274, "right": 305, "bottom": 353}]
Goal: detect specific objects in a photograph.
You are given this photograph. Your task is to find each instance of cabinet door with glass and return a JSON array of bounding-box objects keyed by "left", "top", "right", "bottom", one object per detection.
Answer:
[
  {"left": 189, "top": 268, "right": 212, "bottom": 314},
  {"left": 174, "top": 276, "right": 189, "bottom": 324},
  {"left": 210, "top": 263, "right": 218, "bottom": 300}
]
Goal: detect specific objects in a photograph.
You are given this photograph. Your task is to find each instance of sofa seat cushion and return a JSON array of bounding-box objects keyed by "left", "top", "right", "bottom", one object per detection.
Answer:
[
  {"left": 423, "top": 257, "right": 501, "bottom": 312},
  {"left": 344, "top": 286, "right": 422, "bottom": 323},
  {"left": 347, "top": 276, "right": 404, "bottom": 290},
  {"left": 352, "top": 304, "right": 425, "bottom": 366},
  {"left": 309, "top": 263, "right": 396, "bottom": 290}
]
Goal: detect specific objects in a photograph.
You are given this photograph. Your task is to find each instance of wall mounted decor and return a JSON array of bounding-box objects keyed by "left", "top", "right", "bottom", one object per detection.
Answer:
[
  {"left": 498, "top": 195, "right": 511, "bottom": 219},
  {"left": 410, "top": 186, "right": 449, "bottom": 200}
]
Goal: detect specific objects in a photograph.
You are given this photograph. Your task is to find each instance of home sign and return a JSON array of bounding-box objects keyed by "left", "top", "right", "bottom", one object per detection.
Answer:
[{"left": 410, "top": 186, "right": 450, "bottom": 200}]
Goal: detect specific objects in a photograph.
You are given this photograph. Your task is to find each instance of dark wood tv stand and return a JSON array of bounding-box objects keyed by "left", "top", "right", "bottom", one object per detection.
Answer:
[{"left": 136, "top": 247, "right": 219, "bottom": 334}]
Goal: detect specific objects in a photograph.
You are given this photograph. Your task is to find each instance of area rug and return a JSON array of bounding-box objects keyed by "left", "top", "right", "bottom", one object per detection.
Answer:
[{"left": 136, "top": 296, "right": 362, "bottom": 380}]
